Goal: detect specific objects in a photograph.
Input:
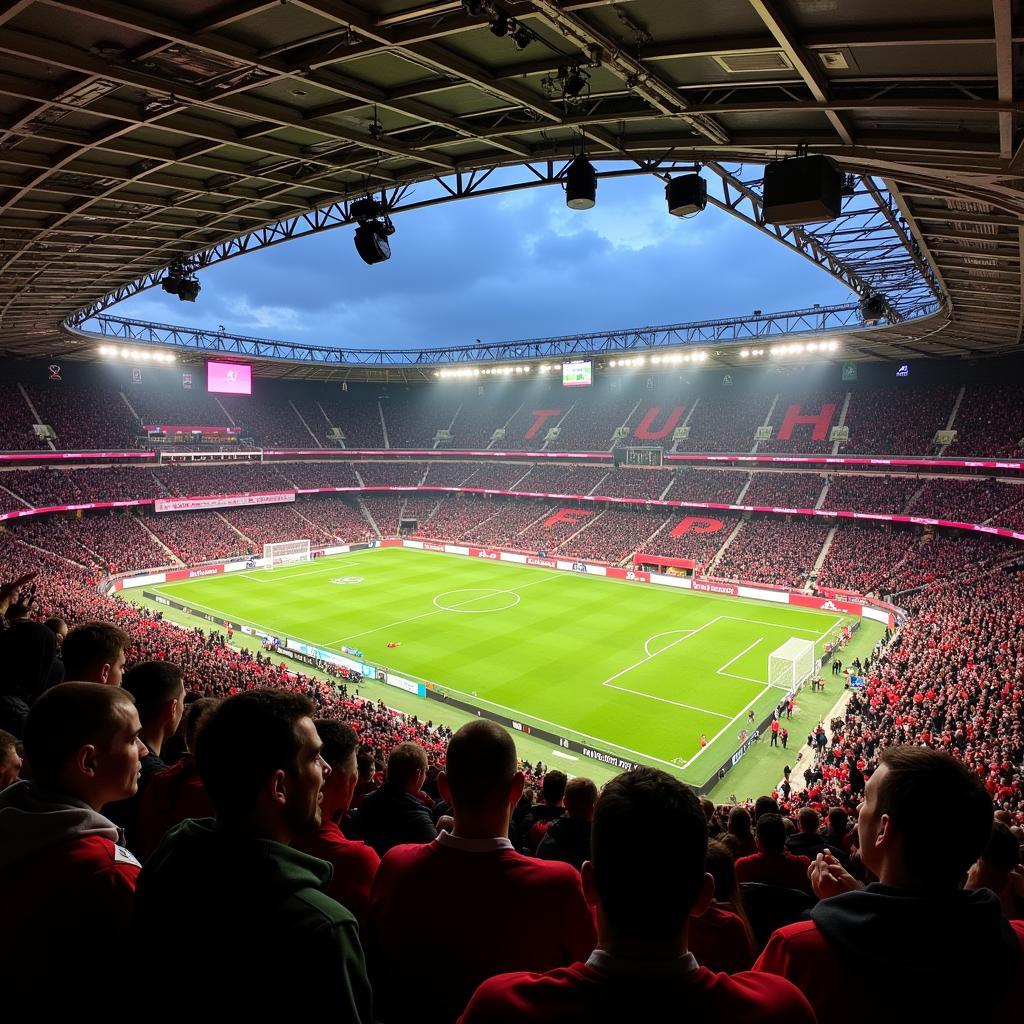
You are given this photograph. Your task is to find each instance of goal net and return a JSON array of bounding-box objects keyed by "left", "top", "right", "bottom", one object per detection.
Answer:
[
  {"left": 264, "top": 539, "right": 310, "bottom": 569},
  {"left": 768, "top": 638, "right": 816, "bottom": 696}
]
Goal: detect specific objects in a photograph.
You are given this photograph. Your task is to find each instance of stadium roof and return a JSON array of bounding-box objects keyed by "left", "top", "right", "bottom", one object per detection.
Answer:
[{"left": 0, "top": 0, "right": 1019, "bottom": 378}]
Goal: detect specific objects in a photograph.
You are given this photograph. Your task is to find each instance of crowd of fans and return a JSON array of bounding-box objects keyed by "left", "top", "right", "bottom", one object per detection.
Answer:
[
  {"left": 598, "top": 467, "right": 674, "bottom": 499},
  {"left": 221, "top": 504, "right": 334, "bottom": 547},
  {"left": 420, "top": 462, "right": 477, "bottom": 487},
  {"left": 668, "top": 468, "right": 749, "bottom": 505},
  {"left": 759, "top": 391, "right": 846, "bottom": 454},
  {"left": 2, "top": 466, "right": 167, "bottom": 509},
  {"left": 357, "top": 461, "right": 428, "bottom": 486},
  {"left": 816, "top": 524, "right": 918, "bottom": 595},
  {"left": 547, "top": 392, "right": 642, "bottom": 451},
  {"left": 821, "top": 474, "right": 921, "bottom": 515},
  {"left": 840, "top": 384, "right": 957, "bottom": 456},
  {"left": 909, "top": 478, "right": 1024, "bottom": 524},
  {"left": 714, "top": 518, "right": 833, "bottom": 588},
  {"left": 559, "top": 508, "right": 670, "bottom": 564},
  {"left": 276, "top": 460, "right": 362, "bottom": 490},
  {"left": 143, "top": 510, "right": 248, "bottom": 564},
  {"left": 678, "top": 394, "right": 773, "bottom": 453},
  {"left": 24, "top": 383, "right": 139, "bottom": 450},
  {"left": 313, "top": 395, "right": 388, "bottom": 449},
  {"left": 946, "top": 383, "right": 1024, "bottom": 458},
  {"left": 515, "top": 463, "right": 610, "bottom": 495},
  {"left": 743, "top": 473, "right": 825, "bottom": 510},
  {"left": 0, "top": 383, "right": 48, "bottom": 450},
  {"left": 360, "top": 497, "right": 409, "bottom": 536}
]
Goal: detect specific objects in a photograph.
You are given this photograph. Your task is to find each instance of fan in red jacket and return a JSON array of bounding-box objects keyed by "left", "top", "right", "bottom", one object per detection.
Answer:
[
  {"left": 292, "top": 719, "right": 379, "bottom": 925},
  {"left": 458, "top": 766, "right": 814, "bottom": 1024},
  {"left": 755, "top": 746, "right": 1024, "bottom": 1022},
  {"left": 0, "top": 683, "right": 146, "bottom": 999},
  {"left": 366, "top": 720, "right": 596, "bottom": 1024},
  {"left": 735, "top": 812, "right": 813, "bottom": 895}
]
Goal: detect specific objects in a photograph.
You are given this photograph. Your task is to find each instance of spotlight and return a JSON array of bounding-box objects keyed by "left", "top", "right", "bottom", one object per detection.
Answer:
[
  {"left": 564, "top": 154, "right": 596, "bottom": 210},
  {"left": 665, "top": 174, "right": 707, "bottom": 218},
  {"left": 489, "top": 14, "right": 509, "bottom": 36},
  {"left": 351, "top": 196, "right": 395, "bottom": 265},
  {"left": 177, "top": 277, "right": 201, "bottom": 302},
  {"left": 511, "top": 24, "right": 532, "bottom": 49},
  {"left": 563, "top": 67, "right": 588, "bottom": 98},
  {"left": 859, "top": 293, "right": 887, "bottom": 325},
  {"left": 462, "top": 0, "right": 486, "bottom": 15}
]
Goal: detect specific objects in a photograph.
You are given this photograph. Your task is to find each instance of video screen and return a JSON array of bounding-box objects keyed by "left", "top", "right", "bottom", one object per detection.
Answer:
[
  {"left": 207, "top": 361, "right": 252, "bottom": 395},
  {"left": 562, "top": 359, "right": 592, "bottom": 388}
]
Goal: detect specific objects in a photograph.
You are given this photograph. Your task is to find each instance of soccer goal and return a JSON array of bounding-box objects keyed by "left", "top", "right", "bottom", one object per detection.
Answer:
[
  {"left": 263, "top": 539, "right": 311, "bottom": 569},
  {"left": 768, "top": 638, "right": 816, "bottom": 695}
]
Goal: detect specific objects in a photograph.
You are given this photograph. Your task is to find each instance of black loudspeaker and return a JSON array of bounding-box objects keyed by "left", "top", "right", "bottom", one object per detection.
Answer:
[
  {"left": 762, "top": 155, "right": 841, "bottom": 225},
  {"left": 665, "top": 174, "right": 707, "bottom": 217}
]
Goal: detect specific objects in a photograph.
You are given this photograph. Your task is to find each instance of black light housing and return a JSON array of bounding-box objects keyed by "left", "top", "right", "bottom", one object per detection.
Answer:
[
  {"left": 511, "top": 24, "right": 532, "bottom": 49},
  {"left": 177, "top": 277, "right": 201, "bottom": 302},
  {"left": 489, "top": 14, "right": 509, "bottom": 36},
  {"left": 563, "top": 68, "right": 588, "bottom": 98},
  {"left": 565, "top": 154, "right": 597, "bottom": 210},
  {"left": 665, "top": 174, "right": 707, "bottom": 218},
  {"left": 354, "top": 221, "right": 392, "bottom": 265},
  {"left": 859, "top": 293, "right": 887, "bottom": 325}
]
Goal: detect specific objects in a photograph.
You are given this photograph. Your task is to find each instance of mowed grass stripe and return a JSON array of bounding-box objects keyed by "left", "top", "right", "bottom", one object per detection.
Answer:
[{"left": 153, "top": 548, "right": 852, "bottom": 784}]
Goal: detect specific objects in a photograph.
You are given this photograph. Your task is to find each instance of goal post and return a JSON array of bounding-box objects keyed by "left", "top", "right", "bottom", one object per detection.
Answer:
[
  {"left": 263, "top": 539, "right": 311, "bottom": 569},
  {"left": 768, "top": 638, "right": 817, "bottom": 696}
]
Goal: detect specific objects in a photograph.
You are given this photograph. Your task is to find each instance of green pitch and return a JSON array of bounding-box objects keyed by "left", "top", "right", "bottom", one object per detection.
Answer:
[{"left": 151, "top": 547, "right": 854, "bottom": 788}]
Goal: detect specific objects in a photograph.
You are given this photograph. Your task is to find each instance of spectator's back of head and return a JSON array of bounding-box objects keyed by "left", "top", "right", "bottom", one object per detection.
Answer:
[
  {"left": 864, "top": 746, "right": 993, "bottom": 888},
  {"left": 706, "top": 838, "right": 740, "bottom": 905},
  {"left": 755, "top": 813, "right": 786, "bottom": 855},
  {"left": 122, "top": 661, "right": 184, "bottom": 730},
  {"left": 0, "top": 619, "right": 62, "bottom": 712},
  {"left": 588, "top": 768, "right": 708, "bottom": 942},
  {"left": 827, "top": 807, "right": 848, "bottom": 833},
  {"left": 44, "top": 617, "right": 67, "bottom": 641},
  {"left": 798, "top": 807, "right": 820, "bottom": 834},
  {"left": 23, "top": 682, "right": 141, "bottom": 807},
  {"left": 315, "top": 719, "right": 359, "bottom": 770},
  {"left": 441, "top": 720, "right": 519, "bottom": 814},
  {"left": 541, "top": 769, "right": 567, "bottom": 805},
  {"left": 387, "top": 741, "right": 428, "bottom": 790},
  {"left": 182, "top": 697, "right": 219, "bottom": 753},
  {"left": 564, "top": 777, "right": 598, "bottom": 820},
  {"left": 754, "top": 795, "right": 780, "bottom": 821},
  {"left": 728, "top": 805, "right": 751, "bottom": 836},
  {"left": 978, "top": 821, "right": 1019, "bottom": 875},
  {"left": 61, "top": 622, "right": 129, "bottom": 686},
  {"left": 195, "top": 688, "right": 316, "bottom": 827}
]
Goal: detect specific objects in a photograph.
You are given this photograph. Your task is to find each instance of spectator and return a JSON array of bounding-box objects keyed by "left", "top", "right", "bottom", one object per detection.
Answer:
[
  {"left": 724, "top": 805, "right": 757, "bottom": 858},
  {"left": 537, "top": 776, "right": 597, "bottom": 870},
  {"left": 690, "top": 838, "right": 756, "bottom": 974},
  {"left": 786, "top": 808, "right": 846, "bottom": 862},
  {"left": 735, "top": 814, "right": 814, "bottom": 895},
  {"left": 0, "top": 728, "right": 22, "bottom": 789},
  {"left": 0, "top": 618, "right": 64, "bottom": 736},
  {"left": 134, "top": 696, "right": 217, "bottom": 860},
  {"left": 134, "top": 689, "right": 371, "bottom": 1019},
  {"left": 104, "top": 661, "right": 186, "bottom": 852},
  {"left": 44, "top": 616, "right": 68, "bottom": 643},
  {"left": 0, "top": 683, "right": 145, "bottom": 998},
  {"left": 367, "top": 720, "right": 595, "bottom": 1024},
  {"left": 521, "top": 769, "right": 568, "bottom": 852},
  {"left": 61, "top": 620, "right": 129, "bottom": 686},
  {"left": 824, "top": 807, "right": 854, "bottom": 854},
  {"left": 459, "top": 767, "right": 814, "bottom": 1024},
  {"left": 292, "top": 720, "right": 380, "bottom": 926},
  {"left": 354, "top": 740, "right": 437, "bottom": 856},
  {"left": 755, "top": 747, "right": 1024, "bottom": 1020},
  {"left": 967, "top": 821, "right": 1024, "bottom": 921}
]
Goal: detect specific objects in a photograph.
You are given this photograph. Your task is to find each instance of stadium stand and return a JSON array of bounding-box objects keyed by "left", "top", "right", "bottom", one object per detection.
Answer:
[
  {"left": 840, "top": 384, "right": 957, "bottom": 456},
  {"left": 713, "top": 518, "right": 833, "bottom": 589},
  {"left": 743, "top": 473, "right": 824, "bottom": 509},
  {"left": 820, "top": 474, "right": 921, "bottom": 515},
  {"left": 945, "top": 384, "right": 1024, "bottom": 458}
]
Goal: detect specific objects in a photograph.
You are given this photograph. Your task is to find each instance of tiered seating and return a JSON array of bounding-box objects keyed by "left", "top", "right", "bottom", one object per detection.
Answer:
[
  {"left": 514, "top": 463, "right": 610, "bottom": 495},
  {"left": 644, "top": 512, "right": 741, "bottom": 569},
  {"left": 293, "top": 496, "right": 373, "bottom": 544},
  {"left": 945, "top": 383, "right": 1024, "bottom": 457},
  {"left": 676, "top": 393, "right": 773, "bottom": 453},
  {"left": 356, "top": 462, "right": 425, "bottom": 486},
  {"left": 420, "top": 462, "right": 476, "bottom": 487},
  {"left": 274, "top": 461, "right": 362, "bottom": 490},
  {"left": 312, "top": 395, "right": 386, "bottom": 448},
  {"left": 462, "top": 498, "right": 552, "bottom": 548},
  {"left": 360, "top": 497, "right": 406, "bottom": 535},
  {"left": 0, "top": 383, "right": 46, "bottom": 449},
  {"left": 598, "top": 468, "right": 674, "bottom": 499},
  {"left": 144, "top": 510, "right": 248, "bottom": 563},
  {"left": 759, "top": 390, "right": 846, "bottom": 454},
  {"left": 743, "top": 472, "right": 824, "bottom": 509},
  {"left": 821, "top": 474, "right": 920, "bottom": 514},
  {"left": 548, "top": 391, "right": 642, "bottom": 451},
  {"left": 667, "top": 468, "right": 748, "bottom": 504},
  {"left": 25, "top": 383, "right": 139, "bottom": 449},
  {"left": 816, "top": 524, "right": 919, "bottom": 594},
  {"left": 909, "top": 478, "right": 1024, "bottom": 523},
  {"left": 560, "top": 508, "right": 670, "bottom": 563},
  {"left": 154, "top": 463, "right": 293, "bottom": 496},
  {"left": 841, "top": 385, "right": 956, "bottom": 455},
  {"left": 460, "top": 462, "right": 533, "bottom": 489},
  {"left": 221, "top": 504, "right": 332, "bottom": 546},
  {"left": 217, "top": 395, "right": 311, "bottom": 447},
  {"left": 713, "top": 517, "right": 831, "bottom": 588}
]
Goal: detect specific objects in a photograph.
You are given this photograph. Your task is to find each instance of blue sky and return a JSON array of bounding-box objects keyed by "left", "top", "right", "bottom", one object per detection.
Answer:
[{"left": 113, "top": 170, "right": 854, "bottom": 350}]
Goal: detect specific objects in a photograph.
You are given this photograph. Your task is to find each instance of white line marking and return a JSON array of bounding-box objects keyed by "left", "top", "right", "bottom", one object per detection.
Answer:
[
  {"left": 717, "top": 670, "right": 780, "bottom": 687},
  {"left": 239, "top": 561, "right": 363, "bottom": 583},
  {"left": 679, "top": 683, "right": 774, "bottom": 770},
  {"left": 644, "top": 629, "right": 694, "bottom": 657},
  {"left": 328, "top": 573, "right": 556, "bottom": 644},
  {"left": 717, "top": 637, "right": 764, "bottom": 674},
  {"left": 603, "top": 682, "right": 732, "bottom": 719},
  {"left": 550, "top": 750, "right": 579, "bottom": 761},
  {"left": 816, "top": 616, "right": 845, "bottom": 642},
  {"left": 597, "top": 616, "right": 724, "bottom": 691},
  {"left": 718, "top": 615, "right": 822, "bottom": 635}
]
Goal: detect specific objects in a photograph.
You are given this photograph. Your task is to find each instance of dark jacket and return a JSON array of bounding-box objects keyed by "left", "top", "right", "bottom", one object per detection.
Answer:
[
  {"left": 135, "top": 818, "right": 372, "bottom": 1019},
  {"left": 785, "top": 831, "right": 846, "bottom": 863},
  {"left": 536, "top": 816, "right": 591, "bottom": 870},
  {"left": 0, "top": 620, "right": 63, "bottom": 736},
  {"left": 353, "top": 782, "right": 437, "bottom": 857},
  {"left": 104, "top": 750, "right": 167, "bottom": 855}
]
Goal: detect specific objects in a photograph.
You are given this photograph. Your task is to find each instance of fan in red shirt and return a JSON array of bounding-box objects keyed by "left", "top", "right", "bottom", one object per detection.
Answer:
[
  {"left": 366, "top": 719, "right": 596, "bottom": 1024},
  {"left": 755, "top": 746, "right": 1024, "bottom": 1021},
  {"left": 292, "top": 719, "right": 379, "bottom": 925},
  {"left": 0, "top": 683, "right": 146, "bottom": 1000},
  {"left": 458, "top": 766, "right": 814, "bottom": 1024},
  {"left": 735, "top": 813, "right": 814, "bottom": 895}
]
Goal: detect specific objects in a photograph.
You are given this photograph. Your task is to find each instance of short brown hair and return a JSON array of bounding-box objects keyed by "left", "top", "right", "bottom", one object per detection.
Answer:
[
  {"left": 23, "top": 682, "right": 135, "bottom": 788},
  {"left": 564, "top": 777, "right": 598, "bottom": 818},
  {"left": 387, "top": 741, "right": 428, "bottom": 786},
  {"left": 61, "top": 621, "right": 129, "bottom": 681},
  {"left": 876, "top": 746, "right": 993, "bottom": 887},
  {"left": 122, "top": 661, "right": 183, "bottom": 724},
  {"left": 443, "top": 720, "right": 516, "bottom": 811}
]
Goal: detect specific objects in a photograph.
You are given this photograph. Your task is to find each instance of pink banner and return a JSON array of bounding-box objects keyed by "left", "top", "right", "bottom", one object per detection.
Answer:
[
  {"left": 790, "top": 593, "right": 863, "bottom": 616},
  {"left": 143, "top": 425, "right": 239, "bottom": 433},
  {"left": 163, "top": 564, "right": 227, "bottom": 582},
  {"left": 154, "top": 491, "right": 295, "bottom": 513},
  {"left": 0, "top": 451, "right": 155, "bottom": 462},
  {"left": 0, "top": 499, "right": 149, "bottom": 521}
]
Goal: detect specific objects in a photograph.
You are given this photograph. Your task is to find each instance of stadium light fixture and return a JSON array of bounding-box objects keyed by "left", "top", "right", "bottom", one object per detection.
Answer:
[
  {"left": 564, "top": 154, "right": 597, "bottom": 210},
  {"left": 859, "top": 293, "right": 887, "bottom": 325},
  {"left": 665, "top": 174, "right": 707, "bottom": 218},
  {"left": 740, "top": 349, "right": 750, "bottom": 358},
  {"left": 351, "top": 196, "right": 395, "bottom": 265}
]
